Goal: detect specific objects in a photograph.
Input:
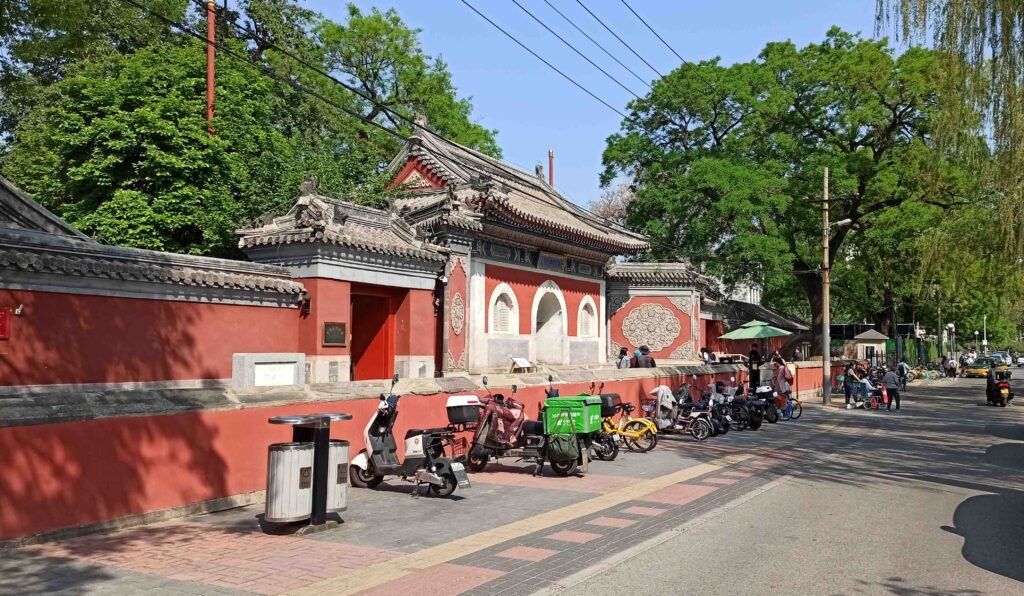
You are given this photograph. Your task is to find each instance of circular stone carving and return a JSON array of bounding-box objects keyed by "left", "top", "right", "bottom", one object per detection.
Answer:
[
  {"left": 451, "top": 292, "right": 465, "bottom": 336},
  {"left": 621, "top": 303, "right": 680, "bottom": 352}
]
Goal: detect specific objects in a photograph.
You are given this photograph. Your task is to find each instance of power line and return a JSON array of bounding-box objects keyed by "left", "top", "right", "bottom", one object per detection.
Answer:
[
  {"left": 540, "top": 0, "right": 652, "bottom": 91},
  {"left": 176, "top": 0, "right": 576, "bottom": 206},
  {"left": 458, "top": 0, "right": 627, "bottom": 119},
  {"left": 574, "top": 0, "right": 663, "bottom": 78},
  {"left": 619, "top": 0, "right": 686, "bottom": 64},
  {"left": 510, "top": 0, "right": 642, "bottom": 100}
]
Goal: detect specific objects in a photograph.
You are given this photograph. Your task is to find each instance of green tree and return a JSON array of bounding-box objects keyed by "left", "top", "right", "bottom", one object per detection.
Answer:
[
  {"left": 603, "top": 29, "right": 986, "bottom": 355},
  {"left": 1, "top": 2, "right": 500, "bottom": 255}
]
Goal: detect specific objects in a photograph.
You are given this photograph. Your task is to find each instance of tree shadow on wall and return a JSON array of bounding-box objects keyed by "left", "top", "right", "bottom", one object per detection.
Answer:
[{"left": 0, "top": 293, "right": 233, "bottom": 593}]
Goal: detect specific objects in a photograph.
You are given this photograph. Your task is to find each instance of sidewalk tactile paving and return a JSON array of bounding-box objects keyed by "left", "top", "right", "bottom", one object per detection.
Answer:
[
  {"left": 701, "top": 476, "right": 739, "bottom": 485},
  {"left": 355, "top": 563, "right": 505, "bottom": 596},
  {"left": 586, "top": 516, "right": 637, "bottom": 528},
  {"left": 642, "top": 483, "right": 717, "bottom": 505},
  {"left": 545, "top": 530, "right": 603, "bottom": 544},
  {"left": 622, "top": 505, "right": 668, "bottom": 516},
  {"left": 496, "top": 546, "right": 560, "bottom": 562}
]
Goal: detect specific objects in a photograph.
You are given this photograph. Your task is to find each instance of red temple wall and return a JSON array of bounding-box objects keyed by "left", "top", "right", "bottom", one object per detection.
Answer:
[
  {"left": 0, "top": 289, "right": 298, "bottom": 386},
  {"left": 483, "top": 264, "right": 601, "bottom": 336},
  {"left": 609, "top": 296, "right": 693, "bottom": 359}
]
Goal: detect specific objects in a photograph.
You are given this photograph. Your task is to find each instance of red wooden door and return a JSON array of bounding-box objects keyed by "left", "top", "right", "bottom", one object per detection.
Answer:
[{"left": 351, "top": 294, "right": 393, "bottom": 381}]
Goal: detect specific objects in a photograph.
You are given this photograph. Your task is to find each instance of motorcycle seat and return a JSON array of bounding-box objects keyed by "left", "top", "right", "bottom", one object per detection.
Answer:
[
  {"left": 406, "top": 427, "right": 451, "bottom": 437},
  {"left": 523, "top": 420, "right": 544, "bottom": 436}
]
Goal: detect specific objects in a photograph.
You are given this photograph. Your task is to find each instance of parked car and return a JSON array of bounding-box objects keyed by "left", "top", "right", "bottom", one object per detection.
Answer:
[
  {"left": 1017, "top": 354, "right": 1024, "bottom": 367},
  {"left": 991, "top": 351, "right": 1011, "bottom": 366},
  {"left": 964, "top": 358, "right": 994, "bottom": 378}
]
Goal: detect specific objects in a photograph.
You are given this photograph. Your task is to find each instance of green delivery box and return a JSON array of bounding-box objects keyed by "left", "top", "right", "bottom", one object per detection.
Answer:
[{"left": 543, "top": 394, "right": 602, "bottom": 434}]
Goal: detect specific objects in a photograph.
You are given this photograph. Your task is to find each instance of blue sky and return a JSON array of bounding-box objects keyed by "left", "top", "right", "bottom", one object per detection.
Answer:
[{"left": 306, "top": 1, "right": 879, "bottom": 206}]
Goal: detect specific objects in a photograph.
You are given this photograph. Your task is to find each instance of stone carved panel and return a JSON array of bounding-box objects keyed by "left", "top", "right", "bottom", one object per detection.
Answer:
[
  {"left": 610, "top": 340, "right": 623, "bottom": 360},
  {"left": 446, "top": 351, "right": 467, "bottom": 371},
  {"left": 451, "top": 292, "right": 465, "bottom": 336},
  {"left": 621, "top": 303, "right": 680, "bottom": 352},
  {"left": 670, "top": 342, "right": 695, "bottom": 360},
  {"left": 669, "top": 296, "right": 693, "bottom": 314},
  {"left": 450, "top": 292, "right": 465, "bottom": 335}
]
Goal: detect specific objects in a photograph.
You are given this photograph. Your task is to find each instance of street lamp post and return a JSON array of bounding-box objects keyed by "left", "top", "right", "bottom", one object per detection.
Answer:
[
  {"left": 947, "top": 323, "right": 956, "bottom": 358},
  {"left": 983, "top": 314, "right": 988, "bottom": 353}
]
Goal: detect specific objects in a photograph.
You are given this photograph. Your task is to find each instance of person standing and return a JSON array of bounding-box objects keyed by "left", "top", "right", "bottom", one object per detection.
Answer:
[
  {"left": 897, "top": 358, "right": 910, "bottom": 390},
  {"left": 773, "top": 356, "right": 794, "bottom": 420},
  {"left": 882, "top": 366, "right": 901, "bottom": 411},
  {"left": 616, "top": 347, "right": 631, "bottom": 369},
  {"left": 635, "top": 345, "right": 656, "bottom": 368},
  {"left": 748, "top": 342, "right": 763, "bottom": 393}
]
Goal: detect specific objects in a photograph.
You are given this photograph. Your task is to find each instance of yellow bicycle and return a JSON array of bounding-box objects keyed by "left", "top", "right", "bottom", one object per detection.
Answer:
[{"left": 602, "top": 403, "right": 658, "bottom": 451}]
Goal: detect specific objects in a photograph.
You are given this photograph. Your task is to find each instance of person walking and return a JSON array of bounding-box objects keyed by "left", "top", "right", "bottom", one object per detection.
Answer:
[
  {"left": 773, "top": 356, "right": 794, "bottom": 420},
  {"left": 844, "top": 360, "right": 860, "bottom": 408},
  {"left": 882, "top": 366, "right": 901, "bottom": 411},
  {"left": 616, "top": 347, "right": 631, "bottom": 369},
  {"left": 897, "top": 358, "right": 910, "bottom": 390}
]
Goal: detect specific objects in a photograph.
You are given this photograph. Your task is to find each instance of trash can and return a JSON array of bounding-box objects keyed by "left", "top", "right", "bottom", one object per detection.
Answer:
[
  {"left": 265, "top": 442, "right": 314, "bottom": 523},
  {"left": 326, "top": 439, "right": 349, "bottom": 513},
  {"left": 543, "top": 394, "right": 602, "bottom": 434}
]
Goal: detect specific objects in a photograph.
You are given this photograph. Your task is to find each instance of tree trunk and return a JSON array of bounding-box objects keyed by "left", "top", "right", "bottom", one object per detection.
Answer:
[{"left": 795, "top": 269, "right": 825, "bottom": 357}]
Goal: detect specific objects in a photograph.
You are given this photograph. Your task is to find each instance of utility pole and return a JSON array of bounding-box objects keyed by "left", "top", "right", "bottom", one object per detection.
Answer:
[
  {"left": 822, "top": 167, "right": 831, "bottom": 405},
  {"left": 937, "top": 297, "right": 942, "bottom": 358},
  {"left": 983, "top": 314, "right": 988, "bottom": 352},
  {"left": 206, "top": 1, "right": 216, "bottom": 135}
]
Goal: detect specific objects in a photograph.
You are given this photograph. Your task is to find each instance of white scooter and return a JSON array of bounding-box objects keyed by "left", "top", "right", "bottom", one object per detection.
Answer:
[{"left": 349, "top": 375, "right": 470, "bottom": 497}]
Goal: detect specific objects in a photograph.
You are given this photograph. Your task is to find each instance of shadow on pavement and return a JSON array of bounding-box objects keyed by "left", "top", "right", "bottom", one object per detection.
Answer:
[
  {"left": 941, "top": 490, "right": 1024, "bottom": 583},
  {"left": 854, "top": 576, "right": 983, "bottom": 595},
  {"left": 0, "top": 549, "right": 116, "bottom": 594}
]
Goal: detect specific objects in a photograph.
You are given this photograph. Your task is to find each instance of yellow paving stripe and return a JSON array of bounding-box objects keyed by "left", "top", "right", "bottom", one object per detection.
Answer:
[{"left": 285, "top": 418, "right": 842, "bottom": 595}]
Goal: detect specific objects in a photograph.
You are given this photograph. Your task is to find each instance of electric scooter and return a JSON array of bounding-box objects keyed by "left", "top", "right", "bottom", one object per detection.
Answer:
[
  {"left": 350, "top": 375, "right": 470, "bottom": 497},
  {"left": 464, "top": 377, "right": 591, "bottom": 476}
]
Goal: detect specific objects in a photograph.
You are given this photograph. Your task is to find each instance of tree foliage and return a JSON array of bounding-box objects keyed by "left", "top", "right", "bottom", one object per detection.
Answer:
[
  {"left": 0, "top": 1, "right": 499, "bottom": 255},
  {"left": 603, "top": 29, "right": 988, "bottom": 353}
]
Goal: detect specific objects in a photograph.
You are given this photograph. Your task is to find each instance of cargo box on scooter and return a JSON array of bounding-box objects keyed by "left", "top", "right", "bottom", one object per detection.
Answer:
[
  {"left": 599, "top": 393, "right": 622, "bottom": 418},
  {"left": 543, "top": 394, "right": 602, "bottom": 434},
  {"left": 446, "top": 395, "right": 482, "bottom": 425}
]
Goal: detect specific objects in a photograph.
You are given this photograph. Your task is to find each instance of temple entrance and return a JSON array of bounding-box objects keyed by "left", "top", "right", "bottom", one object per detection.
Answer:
[
  {"left": 351, "top": 293, "right": 394, "bottom": 381},
  {"left": 535, "top": 292, "right": 564, "bottom": 364}
]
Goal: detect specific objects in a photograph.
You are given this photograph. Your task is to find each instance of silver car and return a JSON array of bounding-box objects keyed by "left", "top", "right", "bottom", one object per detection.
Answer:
[{"left": 992, "top": 351, "right": 1012, "bottom": 366}]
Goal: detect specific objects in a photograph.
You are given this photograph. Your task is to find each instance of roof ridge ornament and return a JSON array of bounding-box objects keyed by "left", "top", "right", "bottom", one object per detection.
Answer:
[{"left": 298, "top": 176, "right": 319, "bottom": 198}]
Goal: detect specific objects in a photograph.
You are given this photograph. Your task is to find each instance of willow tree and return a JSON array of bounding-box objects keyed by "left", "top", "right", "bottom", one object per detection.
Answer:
[{"left": 877, "top": 0, "right": 1024, "bottom": 253}]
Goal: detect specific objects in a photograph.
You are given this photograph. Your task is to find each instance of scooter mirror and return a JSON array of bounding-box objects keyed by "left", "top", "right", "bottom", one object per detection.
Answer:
[
  {"left": 730, "top": 376, "right": 735, "bottom": 382},
  {"left": 482, "top": 375, "right": 489, "bottom": 386},
  {"left": 512, "top": 384, "right": 518, "bottom": 393},
  {"left": 392, "top": 374, "right": 399, "bottom": 385}
]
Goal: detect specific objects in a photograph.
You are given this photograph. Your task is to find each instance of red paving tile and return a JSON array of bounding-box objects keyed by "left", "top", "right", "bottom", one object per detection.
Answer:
[
  {"left": 586, "top": 516, "right": 637, "bottom": 528},
  {"left": 642, "top": 483, "right": 717, "bottom": 505},
  {"left": 37, "top": 522, "right": 402, "bottom": 590},
  {"left": 622, "top": 506, "right": 668, "bottom": 516},
  {"left": 546, "top": 530, "right": 603, "bottom": 544},
  {"left": 356, "top": 563, "right": 505, "bottom": 596},
  {"left": 496, "top": 546, "right": 560, "bottom": 561},
  {"left": 701, "top": 477, "right": 739, "bottom": 485},
  {"left": 467, "top": 470, "right": 635, "bottom": 493}
]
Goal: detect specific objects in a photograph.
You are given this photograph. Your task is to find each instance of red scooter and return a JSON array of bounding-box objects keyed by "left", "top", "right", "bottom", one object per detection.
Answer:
[{"left": 987, "top": 371, "right": 1014, "bottom": 407}]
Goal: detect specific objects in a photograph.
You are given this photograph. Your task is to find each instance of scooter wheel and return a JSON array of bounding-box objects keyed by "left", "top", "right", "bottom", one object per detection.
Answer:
[
  {"left": 349, "top": 465, "right": 384, "bottom": 489},
  {"left": 765, "top": 404, "right": 779, "bottom": 423},
  {"left": 428, "top": 474, "right": 457, "bottom": 497},
  {"left": 466, "top": 454, "right": 489, "bottom": 473},
  {"left": 549, "top": 460, "right": 578, "bottom": 476}
]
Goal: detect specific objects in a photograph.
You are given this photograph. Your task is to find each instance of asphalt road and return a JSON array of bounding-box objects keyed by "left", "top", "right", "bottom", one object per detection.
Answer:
[{"left": 554, "top": 378, "right": 1024, "bottom": 596}]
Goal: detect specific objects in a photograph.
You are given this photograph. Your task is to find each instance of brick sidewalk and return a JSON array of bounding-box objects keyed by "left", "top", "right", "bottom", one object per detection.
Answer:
[{"left": 4, "top": 411, "right": 865, "bottom": 596}]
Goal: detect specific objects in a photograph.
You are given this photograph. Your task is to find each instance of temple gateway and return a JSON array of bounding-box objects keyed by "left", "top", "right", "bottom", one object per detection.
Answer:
[{"left": 1, "top": 128, "right": 731, "bottom": 390}]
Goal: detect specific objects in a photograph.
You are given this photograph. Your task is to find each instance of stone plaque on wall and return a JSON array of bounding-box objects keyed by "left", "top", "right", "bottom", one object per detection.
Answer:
[{"left": 323, "top": 322, "right": 347, "bottom": 347}]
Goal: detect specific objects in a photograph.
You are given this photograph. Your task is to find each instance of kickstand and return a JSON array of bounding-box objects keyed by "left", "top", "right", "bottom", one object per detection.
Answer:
[{"left": 533, "top": 458, "right": 545, "bottom": 477}]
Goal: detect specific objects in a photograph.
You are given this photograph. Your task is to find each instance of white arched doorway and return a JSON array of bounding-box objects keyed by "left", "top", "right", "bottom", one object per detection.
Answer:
[{"left": 532, "top": 281, "right": 567, "bottom": 364}]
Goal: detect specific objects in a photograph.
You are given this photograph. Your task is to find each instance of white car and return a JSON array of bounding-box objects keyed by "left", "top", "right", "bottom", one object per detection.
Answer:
[
  {"left": 992, "top": 352, "right": 1012, "bottom": 366},
  {"left": 1017, "top": 355, "right": 1024, "bottom": 367}
]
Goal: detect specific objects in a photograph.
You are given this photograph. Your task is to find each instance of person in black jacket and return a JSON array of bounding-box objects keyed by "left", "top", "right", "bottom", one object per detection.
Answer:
[
  {"left": 635, "top": 345, "right": 656, "bottom": 368},
  {"left": 748, "top": 342, "right": 763, "bottom": 393}
]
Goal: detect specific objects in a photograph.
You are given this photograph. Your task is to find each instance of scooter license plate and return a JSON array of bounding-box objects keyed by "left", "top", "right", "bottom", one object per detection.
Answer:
[
  {"left": 451, "top": 462, "right": 472, "bottom": 489},
  {"left": 1001, "top": 388, "right": 1009, "bottom": 396}
]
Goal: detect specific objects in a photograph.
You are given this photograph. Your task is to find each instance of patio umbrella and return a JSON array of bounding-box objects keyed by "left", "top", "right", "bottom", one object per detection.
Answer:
[{"left": 719, "top": 320, "right": 792, "bottom": 340}]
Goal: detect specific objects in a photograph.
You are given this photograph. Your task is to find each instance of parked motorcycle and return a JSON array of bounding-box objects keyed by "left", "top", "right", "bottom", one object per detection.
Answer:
[
  {"left": 648, "top": 384, "right": 715, "bottom": 441},
  {"left": 461, "top": 377, "right": 593, "bottom": 476},
  {"left": 350, "top": 375, "right": 470, "bottom": 497},
  {"left": 747, "top": 384, "right": 780, "bottom": 424}
]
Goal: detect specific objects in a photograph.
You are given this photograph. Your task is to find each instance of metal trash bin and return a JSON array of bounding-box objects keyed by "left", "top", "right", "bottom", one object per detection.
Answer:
[
  {"left": 326, "top": 439, "right": 349, "bottom": 513},
  {"left": 265, "top": 442, "right": 314, "bottom": 523}
]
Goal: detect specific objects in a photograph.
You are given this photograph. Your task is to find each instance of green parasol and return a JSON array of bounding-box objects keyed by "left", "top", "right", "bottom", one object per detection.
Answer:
[{"left": 719, "top": 320, "right": 792, "bottom": 340}]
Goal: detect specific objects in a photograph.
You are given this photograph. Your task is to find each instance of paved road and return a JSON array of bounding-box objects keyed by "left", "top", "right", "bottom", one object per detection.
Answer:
[
  {"left": 554, "top": 378, "right": 1024, "bottom": 595},
  {"left": 5, "top": 378, "right": 1022, "bottom": 595}
]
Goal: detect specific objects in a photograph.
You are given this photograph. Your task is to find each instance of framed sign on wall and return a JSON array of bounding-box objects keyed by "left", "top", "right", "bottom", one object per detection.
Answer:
[{"left": 322, "top": 322, "right": 347, "bottom": 347}]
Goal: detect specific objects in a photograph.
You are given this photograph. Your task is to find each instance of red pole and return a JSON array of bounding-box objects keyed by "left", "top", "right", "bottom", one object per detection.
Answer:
[
  {"left": 548, "top": 149, "right": 553, "bottom": 186},
  {"left": 206, "top": 1, "right": 216, "bottom": 135}
]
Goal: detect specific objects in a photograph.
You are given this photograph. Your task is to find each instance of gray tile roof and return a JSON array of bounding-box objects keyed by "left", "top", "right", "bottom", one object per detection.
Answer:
[
  {"left": 389, "top": 129, "right": 649, "bottom": 254},
  {"left": 238, "top": 180, "right": 448, "bottom": 263}
]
